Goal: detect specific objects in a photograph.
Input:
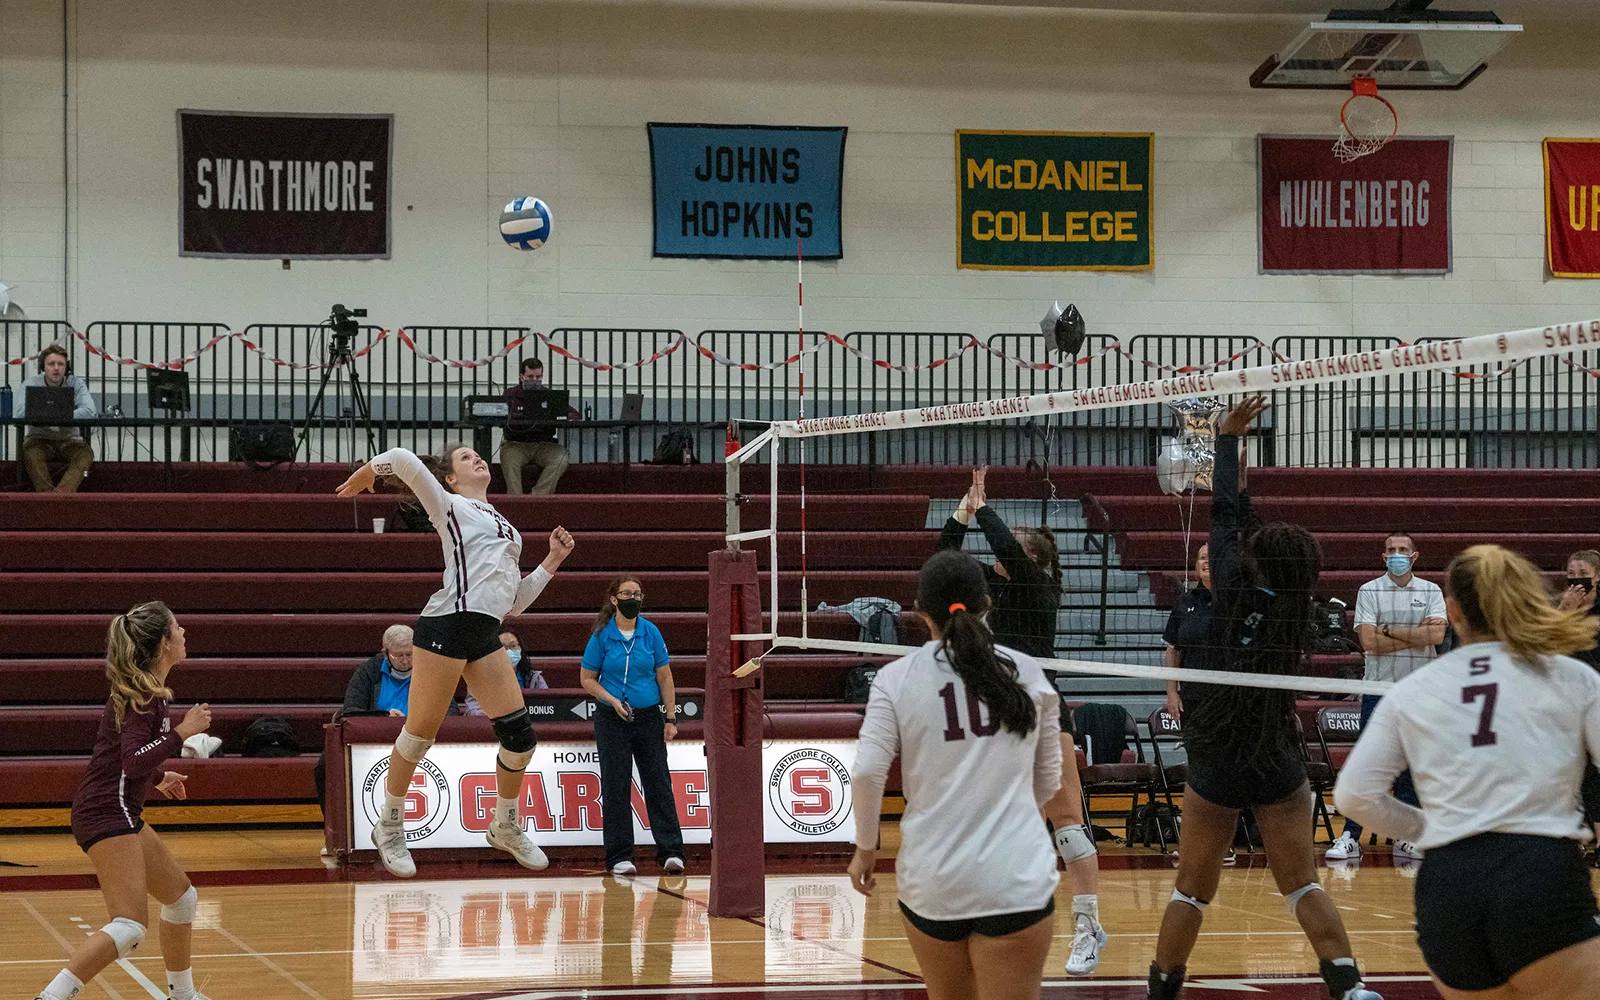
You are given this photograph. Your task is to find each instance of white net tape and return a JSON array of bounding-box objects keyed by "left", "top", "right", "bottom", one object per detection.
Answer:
[{"left": 729, "top": 318, "right": 1600, "bottom": 696}]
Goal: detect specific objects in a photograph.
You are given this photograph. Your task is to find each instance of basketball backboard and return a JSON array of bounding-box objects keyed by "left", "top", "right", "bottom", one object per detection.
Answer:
[{"left": 1251, "top": 19, "right": 1522, "bottom": 90}]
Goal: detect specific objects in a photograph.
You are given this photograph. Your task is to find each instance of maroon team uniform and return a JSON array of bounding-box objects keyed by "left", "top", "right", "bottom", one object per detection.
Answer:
[{"left": 71, "top": 696, "right": 181, "bottom": 851}]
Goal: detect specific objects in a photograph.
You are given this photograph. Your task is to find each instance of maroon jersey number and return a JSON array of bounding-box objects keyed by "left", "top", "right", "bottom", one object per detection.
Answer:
[
  {"left": 939, "top": 682, "right": 1000, "bottom": 742},
  {"left": 1462, "top": 683, "right": 1500, "bottom": 748}
]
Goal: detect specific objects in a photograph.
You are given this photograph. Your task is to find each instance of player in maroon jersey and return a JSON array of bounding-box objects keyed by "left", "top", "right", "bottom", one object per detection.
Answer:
[{"left": 35, "top": 602, "right": 214, "bottom": 1000}]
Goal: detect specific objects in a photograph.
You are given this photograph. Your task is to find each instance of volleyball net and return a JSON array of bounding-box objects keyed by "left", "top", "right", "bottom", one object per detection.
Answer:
[{"left": 720, "top": 318, "right": 1600, "bottom": 699}]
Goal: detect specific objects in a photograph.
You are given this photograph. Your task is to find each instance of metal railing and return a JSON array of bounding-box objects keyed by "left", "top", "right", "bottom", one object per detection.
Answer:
[{"left": 4, "top": 319, "right": 1597, "bottom": 469}]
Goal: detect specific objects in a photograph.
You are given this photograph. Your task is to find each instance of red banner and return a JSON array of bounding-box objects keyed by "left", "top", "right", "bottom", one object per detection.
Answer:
[
  {"left": 1258, "top": 136, "right": 1452, "bottom": 275},
  {"left": 1545, "top": 139, "right": 1600, "bottom": 279}
]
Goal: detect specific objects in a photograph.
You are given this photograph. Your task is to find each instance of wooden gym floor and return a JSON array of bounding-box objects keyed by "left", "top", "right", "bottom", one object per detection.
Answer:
[{"left": 1, "top": 825, "right": 1548, "bottom": 1000}]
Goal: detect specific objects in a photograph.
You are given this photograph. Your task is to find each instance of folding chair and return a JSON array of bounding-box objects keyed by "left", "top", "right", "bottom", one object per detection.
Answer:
[{"left": 1074, "top": 704, "right": 1167, "bottom": 851}]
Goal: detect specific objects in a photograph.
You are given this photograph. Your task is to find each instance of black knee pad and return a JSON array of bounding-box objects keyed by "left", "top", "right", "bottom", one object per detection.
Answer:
[{"left": 492, "top": 707, "right": 537, "bottom": 754}]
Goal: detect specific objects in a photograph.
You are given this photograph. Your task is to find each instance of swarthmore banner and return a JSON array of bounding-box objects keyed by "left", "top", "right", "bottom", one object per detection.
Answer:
[
  {"left": 1544, "top": 139, "right": 1600, "bottom": 278},
  {"left": 956, "top": 130, "right": 1153, "bottom": 271},
  {"left": 1258, "top": 135, "right": 1452, "bottom": 274},
  {"left": 649, "top": 123, "right": 846, "bottom": 259},
  {"left": 178, "top": 110, "right": 392, "bottom": 259}
]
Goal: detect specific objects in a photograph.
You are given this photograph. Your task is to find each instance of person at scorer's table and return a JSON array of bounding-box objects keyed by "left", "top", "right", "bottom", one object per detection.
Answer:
[{"left": 580, "top": 574, "right": 685, "bottom": 877}]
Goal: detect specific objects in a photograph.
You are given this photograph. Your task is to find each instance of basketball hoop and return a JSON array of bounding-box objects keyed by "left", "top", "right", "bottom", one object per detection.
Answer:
[{"left": 1333, "top": 77, "right": 1398, "bottom": 163}]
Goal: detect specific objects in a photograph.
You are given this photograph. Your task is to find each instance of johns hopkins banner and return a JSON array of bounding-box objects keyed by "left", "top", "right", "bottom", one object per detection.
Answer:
[
  {"left": 648, "top": 123, "right": 846, "bottom": 259},
  {"left": 956, "top": 130, "right": 1154, "bottom": 271},
  {"left": 178, "top": 110, "right": 392, "bottom": 259}
]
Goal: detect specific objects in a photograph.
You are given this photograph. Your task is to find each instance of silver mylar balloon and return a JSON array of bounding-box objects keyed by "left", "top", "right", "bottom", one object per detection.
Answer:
[{"left": 1156, "top": 397, "right": 1225, "bottom": 495}]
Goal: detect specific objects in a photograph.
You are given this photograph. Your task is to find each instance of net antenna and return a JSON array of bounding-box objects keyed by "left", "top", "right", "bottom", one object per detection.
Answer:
[{"left": 1334, "top": 77, "right": 1398, "bottom": 163}]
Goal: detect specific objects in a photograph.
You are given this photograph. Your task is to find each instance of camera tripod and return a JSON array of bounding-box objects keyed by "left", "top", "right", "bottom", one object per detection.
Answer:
[{"left": 296, "top": 335, "right": 377, "bottom": 461}]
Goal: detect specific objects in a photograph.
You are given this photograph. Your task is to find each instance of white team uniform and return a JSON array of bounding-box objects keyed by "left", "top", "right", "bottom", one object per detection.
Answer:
[
  {"left": 1335, "top": 641, "right": 1600, "bottom": 850},
  {"left": 370, "top": 448, "right": 550, "bottom": 620},
  {"left": 852, "top": 641, "right": 1062, "bottom": 921}
]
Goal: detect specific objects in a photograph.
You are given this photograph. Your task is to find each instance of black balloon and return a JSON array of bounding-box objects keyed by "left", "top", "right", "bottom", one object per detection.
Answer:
[{"left": 1051, "top": 302, "right": 1087, "bottom": 355}]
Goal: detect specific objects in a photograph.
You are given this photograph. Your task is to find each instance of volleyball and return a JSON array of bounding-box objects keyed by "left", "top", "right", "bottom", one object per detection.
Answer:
[{"left": 499, "top": 197, "right": 552, "bottom": 251}]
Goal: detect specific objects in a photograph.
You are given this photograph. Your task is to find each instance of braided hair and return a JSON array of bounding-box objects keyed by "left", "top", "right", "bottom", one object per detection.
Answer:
[
  {"left": 1188, "top": 521, "right": 1322, "bottom": 767},
  {"left": 919, "top": 550, "right": 1037, "bottom": 736}
]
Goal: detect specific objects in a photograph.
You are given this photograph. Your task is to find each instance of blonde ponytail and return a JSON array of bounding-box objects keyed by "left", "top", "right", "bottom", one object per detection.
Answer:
[
  {"left": 106, "top": 602, "right": 175, "bottom": 729},
  {"left": 1447, "top": 545, "right": 1599, "bottom": 664}
]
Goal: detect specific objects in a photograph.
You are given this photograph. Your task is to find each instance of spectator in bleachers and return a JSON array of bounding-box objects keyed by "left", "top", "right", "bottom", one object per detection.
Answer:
[
  {"left": 1325, "top": 529, "right": 1445, "bottom": 864},
  {"left": 501, "top": 357, "right": 571, "bottom": 496},
  {"left": 14, "top": 343, "right": 96, "bottom": 493},
  {"left": 315, "top": 625, "right": 447, "bottom": 809},
  {"left": 463, "top": 628, "right": 548, "bottom": 716},
  {"left": 1558, "top": 549, "right": 1600, "bottom": 858},
  {"left": 581, "top": 574, "right": 684, "bottom": 877}
]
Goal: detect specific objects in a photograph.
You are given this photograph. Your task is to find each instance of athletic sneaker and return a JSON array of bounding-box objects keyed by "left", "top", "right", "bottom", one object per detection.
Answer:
[
  {"left": 1321, "top": 958, "right": 1383, "bottom": 1000},
  {"left": 1065, "top": 916, "right": 1107, "bottom": 975},
  {"left": 1393, "top": 841, "right": 1424, "bottom": 860},
  {"left": 1222, "top": 848, "right": 1238, "bottom": 865},
  {"left": 663, "top": 856, "right": 685, "bottom": 875},
  {"left": 372, "top": 817, "right": 416, "bottom": 878},
  {"left": 1338, "top": 988, "right": 1384, "bottom": 1000},
  {"left": 1147, "top": 963, "right": 1185, "bottom": 1000},
  {"left": 487, "top": 820, "right": 549, "bottom": 870},
  {"left": 612, "top": 860, "right": 637, "bottom": 877},
  {"left": 1325, "top": 833, "right": 1362, "bottom": 860}
]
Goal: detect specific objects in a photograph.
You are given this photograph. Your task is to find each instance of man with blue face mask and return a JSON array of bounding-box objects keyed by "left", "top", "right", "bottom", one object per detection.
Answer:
[{"left": 1326, "top": 530, "right": 1446, "bottom": 864}]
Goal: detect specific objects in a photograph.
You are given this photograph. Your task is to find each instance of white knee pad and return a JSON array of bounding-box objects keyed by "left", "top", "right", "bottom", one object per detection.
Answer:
[
  {"left": 1056, "top": 823, "right": 1098, "bottom": 864},
  {"left": 1171, "top": 889, "right": 1210, "bottom": 912},
  {"left": 160, "top": 885, "right": 198, "bottom": 925},
  {"left": 394, "top": 727, "right": 435, "bottom": 764},
  {"left": 102, "top": 917, "right": 146, "bottom": 957},
  {"left": 1284, "top": 883, "right": 1323, "bottom": 915}
]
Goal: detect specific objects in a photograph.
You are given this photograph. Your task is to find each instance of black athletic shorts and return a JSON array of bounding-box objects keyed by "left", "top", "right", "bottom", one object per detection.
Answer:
[
  {"left": 898, "top": 898, "right": 1054, "bottom": 942},
  {"left": 1184, "top": 746, "right": 1306, "bottom": 810},
  {"left": 412, "top": 612, "right": 504, "bottom": 663},
  {"left": 1416, "top": 832, "right": 1600, "bottom": 991}
]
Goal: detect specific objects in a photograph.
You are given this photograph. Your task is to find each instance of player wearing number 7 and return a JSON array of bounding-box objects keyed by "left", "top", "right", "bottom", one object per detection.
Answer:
[{"left": 1336, "top": 545, "right": 1600, "bottom": 1000}]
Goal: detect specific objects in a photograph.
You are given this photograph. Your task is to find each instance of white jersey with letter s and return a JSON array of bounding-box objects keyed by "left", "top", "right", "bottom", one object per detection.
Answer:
[
  {"left": 1335, "top": 641, "right": 1600, "bottom": 850},
  {"left": 851, "top": 641, "right": 1061, "bottom": 921},
  {"left": 370, "top": 448, "right": 549, "bottom": 621}
]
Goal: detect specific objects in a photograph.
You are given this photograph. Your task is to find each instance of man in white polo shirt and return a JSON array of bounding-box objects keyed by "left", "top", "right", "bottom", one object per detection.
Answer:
[{"left": 1325, "top": 529, "right": 1446, "bottom": 863}]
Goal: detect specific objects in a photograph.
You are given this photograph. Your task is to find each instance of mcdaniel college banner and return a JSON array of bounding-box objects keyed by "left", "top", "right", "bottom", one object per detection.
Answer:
[
  {"left": 178, "top": 110, "right": 393, "bottom": 259},
  {"left": 649, "top": 123, "right": 846, "bottom": 260}
]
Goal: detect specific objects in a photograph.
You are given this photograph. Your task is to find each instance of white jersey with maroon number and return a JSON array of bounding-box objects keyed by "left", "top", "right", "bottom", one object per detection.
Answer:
[
  {"left": 1335, "top": 641, "right": 1600, "bottom": 850},
  {"left": 370, "top": 448, "right": 548, "bottom": 621},
  {"left": 852, "top": 640, "right": 1062, "bottom": 921}
]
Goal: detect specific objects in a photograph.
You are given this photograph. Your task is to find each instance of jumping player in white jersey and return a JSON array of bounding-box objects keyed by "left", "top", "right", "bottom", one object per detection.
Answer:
[
  {"left": 337, "top": 444, "right": 574, "bottom": 877},
  {"left": 1336, "top": 544, "right": 1600, "bottom": 1000},
  {"left": 849, "top": 548, "right": 1062, "bottom": 1000}
]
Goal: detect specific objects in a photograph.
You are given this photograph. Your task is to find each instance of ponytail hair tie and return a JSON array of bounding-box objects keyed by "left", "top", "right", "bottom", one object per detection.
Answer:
[{"left": 948, "top": 602, "right": 968, "bottom": 614}]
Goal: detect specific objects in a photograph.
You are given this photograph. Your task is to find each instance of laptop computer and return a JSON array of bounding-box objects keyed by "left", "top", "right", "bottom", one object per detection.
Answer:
[
  {"left": 508, "top": 387, "right": 571, "bottom": 425},
  {"left": 619, "top": 393, "right": 644, "bottom": 422},
  {"left": 25, "top": 385, "right": 75, "bottom": 424}
]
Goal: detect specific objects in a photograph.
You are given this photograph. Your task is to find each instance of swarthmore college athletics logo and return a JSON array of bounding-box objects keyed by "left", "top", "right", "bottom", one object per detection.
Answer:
[
  {"left": 768, "top": 747, "right": 852, "bottom": 836},
  {"left": 363, "top": 758, "right": 451, "bottom": 843}
]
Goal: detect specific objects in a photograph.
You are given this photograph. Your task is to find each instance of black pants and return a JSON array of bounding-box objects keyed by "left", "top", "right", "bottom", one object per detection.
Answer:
[{"left": 594, "top": 705, "right": 684, "bottom": 868}]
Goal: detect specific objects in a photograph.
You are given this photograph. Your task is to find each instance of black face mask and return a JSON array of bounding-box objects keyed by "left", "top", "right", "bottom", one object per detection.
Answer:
[
  {"left": 1568, "top": 577, "right": 1594, "bottom": 593},
  {"left": 616, "top": 598, "right": 643, "bottom": 620}
]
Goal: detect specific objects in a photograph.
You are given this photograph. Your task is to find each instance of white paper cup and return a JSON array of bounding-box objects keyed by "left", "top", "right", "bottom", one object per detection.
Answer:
[{"left": 373, "top": 518, "right": 387, "bottom": 534}]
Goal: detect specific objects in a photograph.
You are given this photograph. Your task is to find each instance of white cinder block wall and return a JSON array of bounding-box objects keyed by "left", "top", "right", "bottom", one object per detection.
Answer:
[{"left": 2, "top": 0, "right": 1599, "bottom": 352}]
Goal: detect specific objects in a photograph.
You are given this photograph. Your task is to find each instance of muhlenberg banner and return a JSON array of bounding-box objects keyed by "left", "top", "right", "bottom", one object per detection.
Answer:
[
  {"left": 346, "top": 739, "right": 858, "bottom": 850},
  {"left": 1258, "top": 135, "right": 1452, "bottom": 275},
  {"left": 178, "top": 110, "right": 392, "bottom": 259},
  {"left": 1544, "top": 138, "right": 1600, "bottom": 278}
]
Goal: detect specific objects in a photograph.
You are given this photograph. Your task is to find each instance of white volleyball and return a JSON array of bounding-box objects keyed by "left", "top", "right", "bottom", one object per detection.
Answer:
[{"left": 499, "top": 197, "right": 552, "bottom": 251}]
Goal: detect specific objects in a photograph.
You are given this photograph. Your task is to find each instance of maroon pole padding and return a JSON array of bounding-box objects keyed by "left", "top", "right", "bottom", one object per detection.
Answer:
[
  {"left": 325, "top": 719, "right": 350, "bottom": 859},
  {"left": 706, "top": 548, "right": 765, "bottom": 918}
]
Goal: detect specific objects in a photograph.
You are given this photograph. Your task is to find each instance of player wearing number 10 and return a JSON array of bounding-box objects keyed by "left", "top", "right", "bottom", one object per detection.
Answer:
[
  {"left": 1335, "top": 545, "right": 1600, "bottom": 1000},
  {"left": 848, "top": 550, "right": 1062, "bottom": 1000}
]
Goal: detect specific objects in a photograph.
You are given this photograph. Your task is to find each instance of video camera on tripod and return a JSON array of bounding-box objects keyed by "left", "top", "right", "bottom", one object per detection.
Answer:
[{"left": 327, "top": 304, "right": 367, "bottom": 358}]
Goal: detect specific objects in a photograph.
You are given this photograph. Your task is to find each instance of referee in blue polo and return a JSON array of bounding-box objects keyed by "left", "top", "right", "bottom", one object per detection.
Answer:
[{"left": 580, "top": 574, "right": 685, "bottom": 877}]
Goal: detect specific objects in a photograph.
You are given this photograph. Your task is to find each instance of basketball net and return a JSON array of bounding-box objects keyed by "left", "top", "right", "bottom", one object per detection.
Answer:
[{"left": 1333, "top": 77, "right": 1398, "bottom": 163}]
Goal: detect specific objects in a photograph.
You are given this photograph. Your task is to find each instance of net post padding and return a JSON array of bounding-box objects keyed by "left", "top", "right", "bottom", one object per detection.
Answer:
[{"left": 706, "top": 548, "right": 766, "bottom": 918}]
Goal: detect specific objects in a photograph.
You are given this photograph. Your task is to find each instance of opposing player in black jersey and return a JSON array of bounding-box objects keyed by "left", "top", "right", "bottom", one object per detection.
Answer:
[
  {"left": 338, "top": 444, "right": 573, "bottom": 877},
  {"left": 1149, "top": 397, "right": 1380, "bottom": 1000}
]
